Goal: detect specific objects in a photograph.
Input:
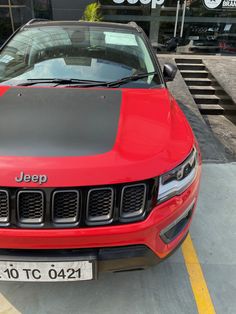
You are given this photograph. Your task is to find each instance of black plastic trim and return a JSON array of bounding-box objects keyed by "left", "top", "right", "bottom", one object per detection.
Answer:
[
  {"left": 52, "top": 190, "right": 80, "bottom": 225},
  {"left": 86, "top": 187, "right": 114, "bottom": 226},
  {"left": 0, "top": 178, "right": 157, "bottom": 229},
  {"left": 160, "top": 202, "right": 194, "bottom": 244},
  {"left": 17, "top": 190, "right": 45, "bottom": 224},
  {"left": 120, "top": 183, "right": 147, "bottom": 219}
]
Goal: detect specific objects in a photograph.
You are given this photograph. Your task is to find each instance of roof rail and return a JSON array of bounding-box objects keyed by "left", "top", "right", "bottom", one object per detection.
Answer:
[
  {"left": 25, "top": 18, "right": 50, "bottom": 26},
  {"left": 128, "top": 21, "right": 138, "bottom": 28},
  {"left": 127, "top": 21, "right": 142, "bottom": 32}
]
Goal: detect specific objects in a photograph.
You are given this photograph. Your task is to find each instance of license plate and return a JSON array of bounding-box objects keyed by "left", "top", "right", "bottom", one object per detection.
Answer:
[{"left": 0, "top": 260, "right": 94, "bottom": 282}]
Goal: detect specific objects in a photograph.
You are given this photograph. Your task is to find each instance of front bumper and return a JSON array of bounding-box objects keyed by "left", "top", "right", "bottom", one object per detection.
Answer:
[
  {"left": 0, "top": 167, "right": 201, "bottom": 265},
  {"left": 0, "top": 235, "right": 188, "bottom": 274}
]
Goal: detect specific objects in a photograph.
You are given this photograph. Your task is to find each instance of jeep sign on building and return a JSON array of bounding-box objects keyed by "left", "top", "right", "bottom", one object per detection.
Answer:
[
  {"left": 112, "top": 0, "right": 165, "bottom": 9},
  {"left": 1, "top": 0, "right": 236, "bottom": 54}
]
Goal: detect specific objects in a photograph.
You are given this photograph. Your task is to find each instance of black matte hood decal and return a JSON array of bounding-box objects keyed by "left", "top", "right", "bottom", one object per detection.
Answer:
[{"left": 0, "top": 88, "right": 122, "bottom": 156}]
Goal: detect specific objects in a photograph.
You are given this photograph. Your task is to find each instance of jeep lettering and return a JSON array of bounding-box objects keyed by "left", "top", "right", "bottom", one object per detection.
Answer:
[{"left": 15, "top": 172, "right": 48, "bottom": 185}]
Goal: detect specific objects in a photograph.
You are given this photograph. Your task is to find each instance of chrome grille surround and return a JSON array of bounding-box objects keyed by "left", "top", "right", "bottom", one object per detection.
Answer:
[{"left": 0, "top": 190, "right": 9, "bottom": 223}]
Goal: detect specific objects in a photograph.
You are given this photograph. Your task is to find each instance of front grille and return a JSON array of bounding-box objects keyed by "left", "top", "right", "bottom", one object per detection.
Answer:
[
  {"left": 0, "top": 190, "right": 9, "bottom": 223},
  {"left": 17, "top": 191, "right": 44, "bottom": 224},
  {"left": 86, "top": 188, "right": 114, "bottom": 224},
  {"left": 120, "top": 184, "right": 146, "bottom": 219},
  {"left": 0, "top": 178, "right": 156, "bottom": 228},
  {"left": 52, "top": 190, "right": 80, "bottom": 224}
]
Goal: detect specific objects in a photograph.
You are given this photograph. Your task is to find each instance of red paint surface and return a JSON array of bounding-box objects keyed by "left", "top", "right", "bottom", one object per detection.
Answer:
[
  {"left": 0, "top": 86, "right": 194, "bottom": 187},
  {"left": 0, "top": 85, "right": 200, "bottom": 258},
  {"left": 0, "top": 86, "right": 10, "bottom": 97}
]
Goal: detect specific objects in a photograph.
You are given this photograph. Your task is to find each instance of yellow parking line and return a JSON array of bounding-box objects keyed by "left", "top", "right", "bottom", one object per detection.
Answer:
[
  {"left": 0, "top": 293, "right": 20, "bottom": 314},
  {"left": 182, "top": 234, "right": 216, "bottom": 314}
]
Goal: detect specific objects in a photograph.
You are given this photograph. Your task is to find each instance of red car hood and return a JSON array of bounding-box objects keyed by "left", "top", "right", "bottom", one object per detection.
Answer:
[{"left": 0, "top": 86, "right": 194, "bottom": 187}]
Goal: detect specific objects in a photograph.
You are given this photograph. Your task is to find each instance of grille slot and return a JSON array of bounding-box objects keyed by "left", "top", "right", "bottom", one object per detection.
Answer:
[
  {"left": 52, "top": 190, "right": 80, "bottom": 224},
  {"left": 17, "top": 191, "right": 44, "bottom": 224},
  {"left": 0, "top": 190, "right": 9, "bottom": 223},
  {"left": 86, "top": 188, "right": 114, "bottom": 224},
  {"left": 0, "top": 179, "right": 153, "bottom": 228},
  {"left": 120, "top": 184, "right": 147, "bottom": 219}
]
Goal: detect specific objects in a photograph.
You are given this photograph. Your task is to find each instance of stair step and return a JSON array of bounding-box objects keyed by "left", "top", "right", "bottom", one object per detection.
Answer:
[
  {"left": 188, "top": 85, "right": 218, "bottom": 90},
  {"left": 198, "top": 104, "right": 236, "bottom": 115},
  {"left": 180, "top": 70, "right": 209, "bottom": 78},
  {"left": 175, "top": 58, "right": 203, "bottom": 64},
  {"left": 177, "top": 63, "right": 205, "bottom": 71},
  {"left": 189, "top": 85, "right": 222, "bottom": 95},
  {"left": 193, "top": 94, "right": 220, "bottom": 104},
  {"left": 198, "top": 104, "right": 224, "bottom": 114},
  {"left": 184, "top": 78, "right": 212, "bottom": 86}
]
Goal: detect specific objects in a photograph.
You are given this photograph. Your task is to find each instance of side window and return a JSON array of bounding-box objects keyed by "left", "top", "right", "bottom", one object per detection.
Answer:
[
  {"left": 0, "top": 31, "right": 31, "bottom": 80},
  {"left": 136, "top": 36, "right": 154, "bottom": 73}
]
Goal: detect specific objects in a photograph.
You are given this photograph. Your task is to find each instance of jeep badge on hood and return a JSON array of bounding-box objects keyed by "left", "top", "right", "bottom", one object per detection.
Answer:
[{"left": 15, "top": 172, "right": 48, "bottom": 185}]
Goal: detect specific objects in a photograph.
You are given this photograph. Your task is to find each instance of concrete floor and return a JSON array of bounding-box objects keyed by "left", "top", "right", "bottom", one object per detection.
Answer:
[
  {"left": 0, "top": 163, "right": 235, "bottom": 314},
  {"left": 203, "top": 115, "right": 236, "bottom": 161}
]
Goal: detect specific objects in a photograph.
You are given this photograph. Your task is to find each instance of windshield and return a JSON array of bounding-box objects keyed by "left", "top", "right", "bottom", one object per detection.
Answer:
[{"left": 0, "top": 25, "right": 161, "bottom": 88}]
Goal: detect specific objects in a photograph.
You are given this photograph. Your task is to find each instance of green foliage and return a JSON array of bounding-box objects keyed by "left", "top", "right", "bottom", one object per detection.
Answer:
[{"left": 82, "top": 2, "right": 102, "bottom": 22}]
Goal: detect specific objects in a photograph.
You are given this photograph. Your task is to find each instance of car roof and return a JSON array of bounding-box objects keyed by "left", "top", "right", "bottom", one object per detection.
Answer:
[{"left": 22, "top": 20, "right": 142, "bottom": 33}]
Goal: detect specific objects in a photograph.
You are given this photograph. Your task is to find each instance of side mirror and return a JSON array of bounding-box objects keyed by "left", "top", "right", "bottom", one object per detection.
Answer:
[{"left": 163, "top": 63, "right": 177, "bottom": 82}]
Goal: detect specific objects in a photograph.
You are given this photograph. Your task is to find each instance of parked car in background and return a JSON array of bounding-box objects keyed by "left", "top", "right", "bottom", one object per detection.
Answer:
[{"left": 218, "top": 33, "right": 236, "bottom": 54}]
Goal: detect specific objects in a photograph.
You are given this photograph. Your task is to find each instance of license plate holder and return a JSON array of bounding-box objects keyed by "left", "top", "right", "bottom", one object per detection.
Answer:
[{"left": 0, "top": 259, "right": 97, "bottom": 282}]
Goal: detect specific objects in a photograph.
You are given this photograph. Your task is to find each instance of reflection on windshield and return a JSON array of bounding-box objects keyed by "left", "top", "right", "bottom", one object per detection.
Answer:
[
  {"left": 5, "top": 57, "right": 133, "bottom": 84},
  {"left": 0, "top": 25, "right": 161, "bottom": 88}
]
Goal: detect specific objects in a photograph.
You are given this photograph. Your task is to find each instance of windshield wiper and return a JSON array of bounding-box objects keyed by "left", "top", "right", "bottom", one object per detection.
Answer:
[
  {"left": 16, "top": 72, "right": 158, "bottom": 87},
  {"left": 17, "top": 78, "right": 106, "bottom": 86},
  {"left": 70, "top": 71, "right": 158, "bottom": 88},
  {"left": 105, "top": 71, "right": 158, "bottom": 87}
]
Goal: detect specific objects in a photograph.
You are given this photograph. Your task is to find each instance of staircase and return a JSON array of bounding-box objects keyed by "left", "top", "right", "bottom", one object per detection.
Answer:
[{"left": 175, "top": 58, "right": 236, "bottom": 115}]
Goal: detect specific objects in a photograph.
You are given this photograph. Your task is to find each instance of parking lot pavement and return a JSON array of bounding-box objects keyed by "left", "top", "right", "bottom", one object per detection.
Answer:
[
  {"left": 190, "top": 163, "right": 236, "bottom": 314},
  {"left": 0, "top": 163, "right": 235, "bottom": 314}
]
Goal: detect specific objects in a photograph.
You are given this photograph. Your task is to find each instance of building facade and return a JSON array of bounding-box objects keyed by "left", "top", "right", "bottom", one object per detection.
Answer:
[{"left": 1, "top": 0, "right": 236, "bottom": 54}]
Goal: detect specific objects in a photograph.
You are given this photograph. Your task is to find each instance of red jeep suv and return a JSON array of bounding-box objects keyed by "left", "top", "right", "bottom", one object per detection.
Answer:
[{"left": 0, "top": 20, "right": 201, "bottom": 282}]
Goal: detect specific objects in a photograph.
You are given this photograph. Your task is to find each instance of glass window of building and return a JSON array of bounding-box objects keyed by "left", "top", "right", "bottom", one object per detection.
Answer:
[
  {"left": 0, "top": 0, "right": 52, "bottom": 46},
  {"left": 1, "top": 0, "right": 236, "bottom": 55}
]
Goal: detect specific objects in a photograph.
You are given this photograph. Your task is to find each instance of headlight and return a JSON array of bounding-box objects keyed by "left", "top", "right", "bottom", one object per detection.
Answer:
[{"left": 158, "top": 147, "right": 198, "bottom": 203}]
